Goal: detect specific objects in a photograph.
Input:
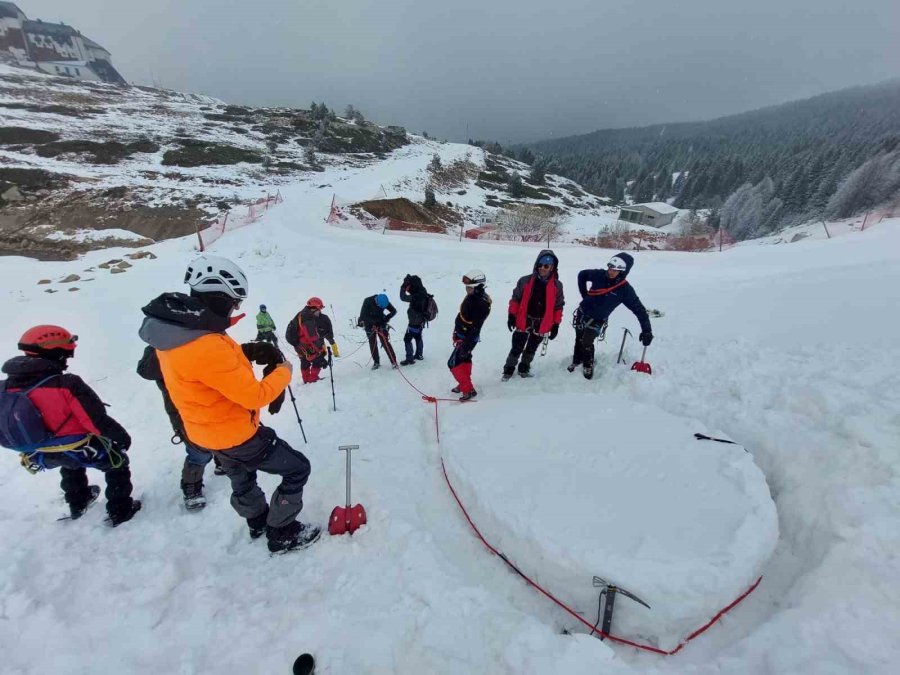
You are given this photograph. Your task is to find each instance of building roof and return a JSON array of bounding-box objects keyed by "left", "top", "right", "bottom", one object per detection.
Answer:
[
  {"left": 22, "top": 19, "right": 78, "bottom": 37},
  {"left": 625, "top": 202, "right": 679, "bottom": 215},
  {"left": 0, "top": 1, "right": 24, "bottom": 19},
  {"left": 81, "top": 35, "right": 109, "bottom": 53}
]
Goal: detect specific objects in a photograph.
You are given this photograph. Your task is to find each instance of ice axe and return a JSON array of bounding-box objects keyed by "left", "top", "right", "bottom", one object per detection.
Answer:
[
  {"left": 616, "top": 328, "right": 632, "bottom": 364},
  {"left": 328, "top": 444, "right": 367, "bottom": 535},
  {"left": 631, "top": 345, "right": 652, "bottom": 375}
]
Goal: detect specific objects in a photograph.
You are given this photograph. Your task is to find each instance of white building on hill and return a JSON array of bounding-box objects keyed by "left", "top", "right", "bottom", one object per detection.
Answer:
[
  {"left": 0, "top": 2, "right": 125, "bottom": 84},
  {"left": 618, "top": 202, "right": 679, "bottom": 228}
]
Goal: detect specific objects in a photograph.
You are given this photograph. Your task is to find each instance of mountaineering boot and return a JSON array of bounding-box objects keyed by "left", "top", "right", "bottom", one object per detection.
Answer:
[
  {"left": 68, "top": 485, "right": 101, "bottom": 520},
  {"left": 518, "top": 361, "right": 533, "bottom": 378},
  {"left": 107, "top": 500, "right": 142, "bottom": 527},
  {"left": 519, "top": 369, "right": 533, "bottom": 378},
  {"left": 458, "top": 390, "right": 478, "bottom": 402},
  {"left": 414, "top": 355, "right": 424, "bottom": 361},
  {"left": 400, "top": 358, "right": 416, "bottom": 366},
  {"left": 451, "top": 385, "right": 461, "bottom": 394},
  {"left": 371, "top": 363, "right": 380, "bottom": 371},
  {"left": 181, "top": 481, "right": 207, "bottom": 511},
  {"left": 583, "top": 362, "right": 594, "bottom": 380},
  {"left": 247, "top": 507, "right": 269, "bottom": 540},
  {"left": 267, "top": 520, "right": 322, "bottom": 554},
  {"left": 501, "top": 366, "right": 514, "bottom": 382},
  {"left": 567, "top": 362, "right": 578, "bottom": 373}
]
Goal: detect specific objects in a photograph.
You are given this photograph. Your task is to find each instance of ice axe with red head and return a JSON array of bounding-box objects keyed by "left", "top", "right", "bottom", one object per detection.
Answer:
[{"left": 328, "top": 444, "right": 367, "bottom": 535}]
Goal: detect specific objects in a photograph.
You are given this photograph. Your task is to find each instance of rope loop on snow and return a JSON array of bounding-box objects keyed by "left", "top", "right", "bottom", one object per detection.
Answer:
[{"left": 439, "top": 457, "right": 763, "bottom": 656}]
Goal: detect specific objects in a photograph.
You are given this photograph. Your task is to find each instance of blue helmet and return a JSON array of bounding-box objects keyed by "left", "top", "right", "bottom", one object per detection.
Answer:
[
  {"left": 375, "top": 294, "right": 389, "bottom": 309},
  {"left": 259, "top": 304, "right": 267, "bottom": 311}
]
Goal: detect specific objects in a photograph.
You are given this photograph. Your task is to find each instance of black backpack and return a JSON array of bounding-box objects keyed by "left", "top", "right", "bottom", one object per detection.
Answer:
[{"left": 425, "top": 294, "right": 438, "bottom": 323}]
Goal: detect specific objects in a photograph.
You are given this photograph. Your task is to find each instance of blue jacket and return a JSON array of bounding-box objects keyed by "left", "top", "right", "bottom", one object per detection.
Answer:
[{"left": 577, "top": 252, "right": 651, "bottom": 333}]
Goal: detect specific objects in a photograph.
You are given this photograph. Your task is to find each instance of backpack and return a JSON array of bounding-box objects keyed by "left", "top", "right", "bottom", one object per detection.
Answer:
[
  {"left": 425, "top": 294, "right": 438, "bottom": 323},
  {"left": 0, "top": 375, "right": 59, "bottom": 452}
]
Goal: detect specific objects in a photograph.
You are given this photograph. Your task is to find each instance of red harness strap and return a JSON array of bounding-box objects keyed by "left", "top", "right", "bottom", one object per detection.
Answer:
[{"left": 587, "top": 279, "right": 628, "bottom": 296}]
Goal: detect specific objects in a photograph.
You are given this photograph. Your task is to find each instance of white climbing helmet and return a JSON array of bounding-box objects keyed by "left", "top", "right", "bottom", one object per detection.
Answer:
[
  {"left": 462, "top": 269, "right": 486, "bottom": 286},
  {"left": 607, "top": 256, "right": 628, "bottom": 272},
  {"left": 184, "top": 254, "right": 249, "bottom": 300}
]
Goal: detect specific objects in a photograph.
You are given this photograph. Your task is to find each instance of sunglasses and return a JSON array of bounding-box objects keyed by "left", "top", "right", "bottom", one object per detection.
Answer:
[{"left": 538, "top": 263, "right": 553, "bottom": 268}]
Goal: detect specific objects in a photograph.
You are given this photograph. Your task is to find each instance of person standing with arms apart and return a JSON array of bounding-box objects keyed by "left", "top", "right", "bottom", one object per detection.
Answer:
[{"left": 448, "top": 270, "right": 492, "bottom": 401}]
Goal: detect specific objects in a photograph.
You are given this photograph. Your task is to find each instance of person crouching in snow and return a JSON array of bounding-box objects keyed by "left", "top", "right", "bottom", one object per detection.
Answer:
[
  {"left": 139, "top": 254, "right": 321, "bottom": 554},
  {"left": 357, "top": 293, "right": 398, "bottom": 370},
  {"left": 0, "top": 325, "right": 140, "bottom": 526},
  {"left": 255, "top": 304, "right": 278, "bottom": 345},
  {"left": 448, "top": 270, "right": 492, "bottom": 401},
  {"left": 399, "top": 274, "right": 430, "bottom": 366},
  {"left": 503, "top": 250, "right": 564, "bottom": 380},
  {"left": 571, "top": 252, "right": 652, "bottom": 380},
  {"left": 285, "top": 297, "right": 338, "bottom": 384}
]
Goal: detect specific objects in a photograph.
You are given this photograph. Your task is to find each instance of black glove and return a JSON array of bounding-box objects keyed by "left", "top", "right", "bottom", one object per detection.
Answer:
[
  {"left": 507, "top": 314, "right": 516, "bottom": 332},
  {"left": 268, "top": 390, "right": 285, "bottom": 415},
  {"left": 241, "top": 341, "right": 282, "bottom": 366},
  {"left": 549, "top": 323, "right": 559, "bottom": 340},
  {"left": 639, "top": 332, "right": 653, "bottom": 346}
]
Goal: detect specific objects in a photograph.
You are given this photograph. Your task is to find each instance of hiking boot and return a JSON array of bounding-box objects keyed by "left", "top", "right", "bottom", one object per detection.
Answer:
[
  {"left": 451, "top": 385, "right": 461, "bottom": 394},
  {"left": 267, "top": 521, "right": 322, "bottom": 554},
  {"left": 391, "top": 363, "right": 399, "bottom": 369},
  {"left": 181, "top": 481, "right": 206, "bottom": 511},
  {"left": 247, "top": 508, "right": 269, "bottom": 540},
  {"left": 107, "top": 500, "right": 142, "bottom": 527},
  {"left": 459, "top": 390, "right": 478, "bottom": 402},
  {"left": 518, "top": 369, "right": 533, "bottom": 378},
  {"left": 371, "top": 363, "right": 380, "bottom": 370},
  {"left": 502, "top": 366, "right": 514, "bottom": 381},
  {"left": 583, "top": 363, "right": 594, "bottom": 380},
  {"left": 400, "top": 358, "right": 416, "bottom": 366},
  {"left": 69, "top": 485, "right": 101, "bottom": 520},
  {"left": 566, "top": 361, "right": 579, "bottom": 373},
  {"left": 518, "top": 363, "right": 531, "bottom": 378},
  {"left": 414, "top": 355, "right": 424, "bottom": 361}
]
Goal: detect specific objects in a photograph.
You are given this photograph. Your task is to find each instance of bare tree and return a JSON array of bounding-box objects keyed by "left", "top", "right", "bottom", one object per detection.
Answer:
[{"left": 497, "top": 205, "right": 566, "bottom": 243}]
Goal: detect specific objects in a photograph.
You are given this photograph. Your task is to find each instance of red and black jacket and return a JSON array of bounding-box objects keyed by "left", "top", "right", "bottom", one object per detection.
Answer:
[
  {"left": 508, "top": 249, "right": 565, "bottom": 334},
  {"left": 1, "top": 355, "right": 131, "bottom": 449},
  {"left": 286, "top": 307, "right": 334, "bottom": 357}
]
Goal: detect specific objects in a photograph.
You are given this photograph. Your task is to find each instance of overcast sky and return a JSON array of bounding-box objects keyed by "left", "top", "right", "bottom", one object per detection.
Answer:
[{"left": 24, "top": 0, "right": 900, "bottom": 143}]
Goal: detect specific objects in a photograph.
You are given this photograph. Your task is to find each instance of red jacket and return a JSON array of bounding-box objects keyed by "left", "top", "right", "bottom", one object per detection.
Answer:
[{"left": 508, "top": 250, "right": 565, "bottom": 334}]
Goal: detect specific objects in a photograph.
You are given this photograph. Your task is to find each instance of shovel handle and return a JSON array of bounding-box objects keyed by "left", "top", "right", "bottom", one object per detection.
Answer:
[
  {"left": 640, "top": 345, "right": 647, "bottom": 363},
  {"left": 338, "top": 444, "right": 359, "bottom": 509}
]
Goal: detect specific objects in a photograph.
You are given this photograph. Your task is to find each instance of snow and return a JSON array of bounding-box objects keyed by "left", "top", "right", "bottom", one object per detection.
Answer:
[
  {"left": 442, "top": 394, "right": 778, "bottom": 649},
  {"left": 0, "top": 134, "right": 899, "bottom": 674},
  {"left": 632, "top": 202, "right": 680, "bottom": 215},
  {"left": 44, "top": 228, "right": 149, "bottom": 243}
]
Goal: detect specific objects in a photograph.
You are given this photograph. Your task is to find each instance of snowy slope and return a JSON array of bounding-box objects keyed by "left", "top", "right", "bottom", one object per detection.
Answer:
[{"left": 0, "top": 147, "right": 899, "bottom": 674}]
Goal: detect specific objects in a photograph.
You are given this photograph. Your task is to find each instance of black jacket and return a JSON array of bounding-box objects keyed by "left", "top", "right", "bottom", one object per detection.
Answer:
[
  {"left": 358, "top": 295, "right": 397, "bottom": 329},
  {"left": 1, "top": 355, "right": 131, "bottom": 450},
  {"left": 286, "top": 307, "right": 335, "bottom": 349},
  {"left": 453, "top": 286, "right": 492, "bottom": 349},
  {"left": 577, "top": 252, "right": 651, "bottom": 333},
  {"left": 400, "top": 275, "right": 430, "bottom": 326}
]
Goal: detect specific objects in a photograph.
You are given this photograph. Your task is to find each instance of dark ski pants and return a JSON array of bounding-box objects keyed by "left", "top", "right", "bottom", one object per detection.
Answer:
[
  {"left": 40, "top": 442, "right": 134, "bottom": 518},
  {"left": 366, "top": 326, "right": 397, "bottom": 366},
  {"left": 214, "top": 426, "right": 311, "bottom": 529},
  {"left": 504, "top": 323, "right": 544, "bottom": 374},
  {"left": 572, "top": 321, "right": 605, "bottom": 367},
  {"left": 403, "top": 324, "right": 424, "bottom": 360},
  {"left": 255, "top": 331, "right": 278, "bottom": 346}
]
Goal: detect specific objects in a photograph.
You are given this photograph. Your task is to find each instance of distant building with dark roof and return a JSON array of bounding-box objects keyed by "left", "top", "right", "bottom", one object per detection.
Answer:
[{"left": 0, "top": 3, "right": 125, "bottom": 84}]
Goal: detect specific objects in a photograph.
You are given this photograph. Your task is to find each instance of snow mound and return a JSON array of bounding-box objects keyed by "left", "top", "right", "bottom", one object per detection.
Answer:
[{"left": 441, "top": 393, "right": 778, "bottom": 649}]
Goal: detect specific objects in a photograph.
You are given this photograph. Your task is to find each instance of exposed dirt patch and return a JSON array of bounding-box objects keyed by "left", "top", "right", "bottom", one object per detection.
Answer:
[
  {"left": 356, "top": 198, "right": 440, "bottom": 225},
  {"left": 35, "top": 139, "right": 158, "bottom": 164},
  {"left": 0, "top": 101, "right": 101, "bottom": 117},
  {"left": 162, "top": 139, "right": 264, "bottom": 167}
]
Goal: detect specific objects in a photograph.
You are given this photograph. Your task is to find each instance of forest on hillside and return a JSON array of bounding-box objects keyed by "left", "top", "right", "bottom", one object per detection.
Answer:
[{"left": 480, "top": 80, "right": 900, "bottom": 240}]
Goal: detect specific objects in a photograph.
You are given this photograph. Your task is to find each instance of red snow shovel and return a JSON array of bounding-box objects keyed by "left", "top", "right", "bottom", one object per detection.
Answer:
[
  {"left": 631, "top": 345, "right": 652, "bottom": 375},
  {"left": 329, "top": 444, "right": 367, "bottom": 535}
]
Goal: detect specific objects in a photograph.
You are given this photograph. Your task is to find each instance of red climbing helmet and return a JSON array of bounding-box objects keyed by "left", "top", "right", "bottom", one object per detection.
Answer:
[
  {"left": 18, "top": 325, "right": 78, "bottom": 356},
  {"left": 306, "top": 297, "right": 325, "bottom": 310}
]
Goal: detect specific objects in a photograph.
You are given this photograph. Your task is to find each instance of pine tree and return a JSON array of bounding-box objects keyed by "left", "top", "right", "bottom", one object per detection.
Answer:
[{"left": 508, "top": 172, "right": 525, "bottom": 198}]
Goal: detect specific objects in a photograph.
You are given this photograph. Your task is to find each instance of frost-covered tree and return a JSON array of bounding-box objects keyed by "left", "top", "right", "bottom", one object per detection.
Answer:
[
  {"left": 424, "top": 186, "right": 436, "bottom": 208},
  {"left": 429, "top": 153, "right": 442, "bottom": 171},
  {"left": 530, "top": 157, "right": 551, "bottom": 184},
  {"left": 507, "top": 172, "right": 525, "bottom": 198},
  {"left": 827, "top": 150, "right": 900, "bottom": 218}
]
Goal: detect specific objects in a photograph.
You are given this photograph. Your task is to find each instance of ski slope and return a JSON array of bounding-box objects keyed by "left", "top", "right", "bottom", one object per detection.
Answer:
[{"left": 1, "top": 144, "right": 898, "bottom": 674}]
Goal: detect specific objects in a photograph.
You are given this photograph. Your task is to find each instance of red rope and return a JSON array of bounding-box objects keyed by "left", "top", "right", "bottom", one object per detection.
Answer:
[{"left": 440, "top": 458, "right": 762, "bottom": 656}]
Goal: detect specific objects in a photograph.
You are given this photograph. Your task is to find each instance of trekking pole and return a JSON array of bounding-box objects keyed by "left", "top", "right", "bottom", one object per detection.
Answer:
[
  {"left": 286, "top": 384, "right": 307, "bottom": 443},
  {"left": 327, "top": 346, "right": 336, "bottom": 411},
  {"left": 616, "top": 328, "right": 632, "bottom": 364}
]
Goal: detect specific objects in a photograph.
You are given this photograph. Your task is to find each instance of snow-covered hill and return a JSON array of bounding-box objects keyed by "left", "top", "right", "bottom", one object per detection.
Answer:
[{"left": 1, "top": 139, "right": 898, "bottom": 674}]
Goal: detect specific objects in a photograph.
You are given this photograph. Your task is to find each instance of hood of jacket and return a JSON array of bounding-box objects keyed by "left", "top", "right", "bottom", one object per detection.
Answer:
[
  {"left": 1, "top": 355, "right": 66, "bottom": 386},
  {"left": 139, "top": 292, "right": 229, "bottom": 351},
  {"left": 612, "top": 251, "right": 635, "bottom": 278},
  {"left": 533, "top": 249, "right": 560, "bottom": 280}
]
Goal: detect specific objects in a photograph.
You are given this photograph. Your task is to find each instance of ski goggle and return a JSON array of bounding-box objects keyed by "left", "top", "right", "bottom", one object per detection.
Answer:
[
  {"left": 462, "top": 275, "right": 485, "bottom": 286},
  {"left": 607, "top": 256, "right": 627, "bottom": 271}
]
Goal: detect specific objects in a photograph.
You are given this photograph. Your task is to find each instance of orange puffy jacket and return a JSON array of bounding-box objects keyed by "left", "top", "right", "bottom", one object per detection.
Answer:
[{"left": 157, "top": 333, "right": 291, "bottom": 450}]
